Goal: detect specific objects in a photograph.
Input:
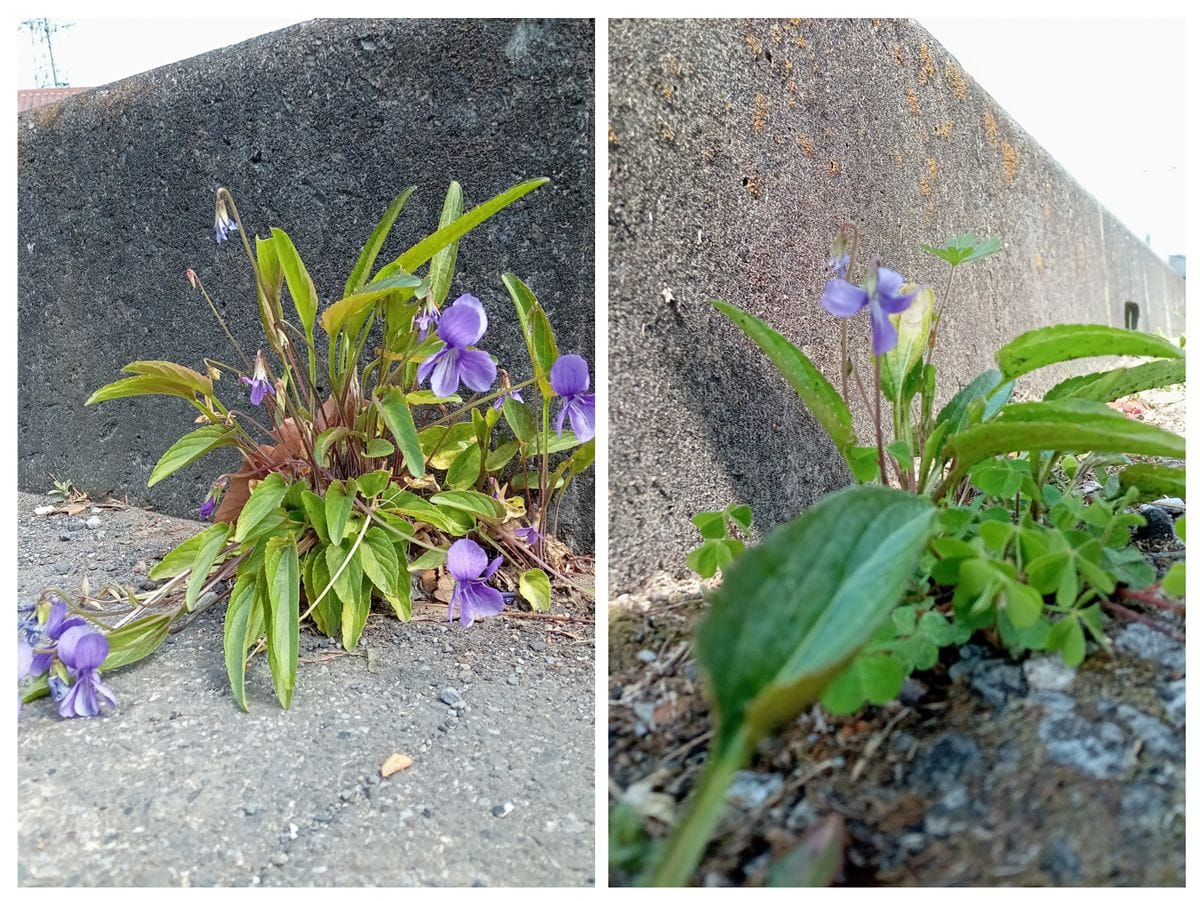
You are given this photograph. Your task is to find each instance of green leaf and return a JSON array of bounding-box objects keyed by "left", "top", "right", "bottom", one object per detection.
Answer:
[
  {"left": 969, "top": 457, "right": 1027, "bottom": 499},
  {"left": 948, "top": 401, "right": 1185, "bottom": 477},
  {"left": 1161, "top": 562, "right": 1185, "bottom": 597},
  {"left": 324, "top": 479, "right": 356, "bottom": 547},
  {"left": 727, "top": 504, "right": 753, "bottom": 532},
  {"left": 300, "top": 490, "right": 330, "bottom": 544},
  {"left": 429, "top": 181, "right": 464, "bottom": 305},
  {"left": 712, "top": 300, "right": 856, "bottom": 464},
  {"left": 518, "top": 569, "right": 552, "bottom": 613},
  {"left": 445, "top": 444, "right": 482, "bottom": 490},
  {"left": 233, "top": 473, "right": 290, "bottom": 544},
  {"left": 408, "top": 547, "right": 447, "bottom": 572},
  {"left": 935, "top": 368, "right": 1011, "bottom": 436},
  {"left": 687, "top": 538, "right": 737, "bottom": 578},
  {"left": 101, "top": 613, "right": 172, "bottom": 672},
  {"left": 1045, "top": 359, "right": 1185, "bottom": 404},
  {"left": 147, "top": 425, "right": 235, "bottom": 487},
  {"left": 857, "top": 654, "right": 907, "bottom": 705},
  {"left": 85, "top": 374, "right": 202, "bottom": 405},
  {"left": 920, "top": 233, "right": 1003, "bottom": 267},
  {"left": 360, "top": 527, "right": 402, "bottom": 601},
  {"left": 363, "top": 438, "right": 395, "bottom": 459},
  {"left": 1001, "top": 580, "right": 1043, "bottom": 629},
  {"left": 321, "top": 273, "right": 422, "bottom": 337},
  {"left": 430, "top": 490, "right": 505, "bottom": 520},
  {"left": 1047, "top": 616, "right": 1086, "bottom": 667},
  {"left": 185, "top": 522, "right": 231, "bottom": 611},
  {"left": 376, "top": 386, "right": 426, "bottom": 478},
  {"left": 504, "top": 398, "right": 537, "bottom": 444},
  {"left": 695, "top": 486, "right": 936, "bottom": 757},
  {"left": 264, "top": 536, "right": 300, "bottom": 709},
  {"left": 818, "top": 664, "right": 865, "bottom": 715},
  {"left": 1118, "top": 463, "right": 1186, "bottom": 501},
  {"left": 223, "top": 572, "right": 260, "bottom": 712},
  {"left": 304, "top": 550, "right": 341, "bottom": 639},
  {"left": 327, "top": 541, "right": 368, "bottom": 651},
  {"left": 270, "top": 228, "right": 319, "bottom": 342},
  {"left": 150, "top": 522, "right": 233, "bottom": 580},
  {"left": 849, "top": 446, "right": 881, "bottom": 483},
  {"left": 314, "top": 426, "right": 351, "bottom": 468},
  {"left": 121, "top": 360, "right": 213, "bottom": 396},
  {"left": 344, "top": 186, "right": 416, "bottom": 297},
  {"left": 384, "top": 178, "right": 548, "bottom": 276},
  {"left": 406, "top": 389, "right": 462, "bottom": 406},
  {"left": 880, "top": 285, "right": 933, "bottom": 403},
  {"left": 887, "top": 440, "right": 914, "bottom": 472},
  {"left": 502, "top": 273, "right": 560, "bottom": 396},
  {"left": 486, "top": 439, "right": 520, "bottom": 472},
  {"left": 996, "top": 324, "right": 1183, "bottom": 381},
  {"left": 693, "top": 511, "right": 728, "bottom": 540},
  {"left": 355, "top": 469, "right": 391, "bottom": 499}
]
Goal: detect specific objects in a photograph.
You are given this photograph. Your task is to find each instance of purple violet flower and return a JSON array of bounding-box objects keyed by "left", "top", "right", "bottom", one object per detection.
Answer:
[
  {"left": 18, "top": 639, "right": 32, "bottom": 681},
  {"left": 493, "top": 388, "right": 524, "bottom": 411},
  {"left": 198, "top": 496, "right": 217, "bottom": 520},
  {"left": 515, "top": 525, "right": 542, "bottom": 545},
  {"left": 827, "top": 252, "right": 850, "bottom": 279},
  {"left": 415, "top": 297, "right": 440, "bottom": 342},
  {"left": 55, "top": 626, "right": 117, "bottom": 718},
  {"left": 446, "top": 538, "right": 505, "bottom": 629},
  {"left": 48, "top": 675, "right": 68, "bottom": 702},
  {"left": 820, "top": 260, "right": 918, "bottom": 356},
  {"left": 417, "top": 294, "right": 498, "bottom": 399},
  {"left": 549, "top": 355, "right": 596, "bottom": 442},
  {"left": 214, "top": 197, "right": 238, "bottom": 244},
  {"left": 240, "top": 350, "right": 276, "bottom": 407}
]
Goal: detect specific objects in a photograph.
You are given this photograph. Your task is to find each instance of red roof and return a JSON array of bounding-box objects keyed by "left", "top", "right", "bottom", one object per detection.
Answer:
[{"left": 18, "top": 87, "right": 89, "bottom": 113}]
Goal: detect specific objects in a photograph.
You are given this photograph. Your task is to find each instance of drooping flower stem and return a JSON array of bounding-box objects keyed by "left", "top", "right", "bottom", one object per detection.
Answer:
[
  {"left": 191, "top": 272, "right": 251, "bottom": 370},
  {"left": 925, "top": 263, "right": 957, "bottom": 371},
  {"left": 539, "top": 396, "right": 552, "bottom": 538},
  {"left": 424, "top": 377, "right": 538, "bottom": 431},
  {"left": 873, "top": 355, "right": 890, "bottom": 488}
]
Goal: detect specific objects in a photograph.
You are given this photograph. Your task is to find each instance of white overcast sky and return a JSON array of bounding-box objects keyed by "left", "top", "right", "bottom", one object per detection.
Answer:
[{"left": 15, "top": 17, "right": 1186, "bottom": 259}]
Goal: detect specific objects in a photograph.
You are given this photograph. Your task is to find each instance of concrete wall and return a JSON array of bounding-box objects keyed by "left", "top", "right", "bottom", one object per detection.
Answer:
[
  {"left": 608, "top": 18, "right": 1185, "bottom": 590},
  {"left": 18, "top": 18, "right": 596, "bottom": 550}
]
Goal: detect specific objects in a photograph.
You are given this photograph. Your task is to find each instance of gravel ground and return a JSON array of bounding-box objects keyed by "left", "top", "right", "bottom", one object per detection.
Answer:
[{"left": 17, "top": 493, "right": 595, "bottom": 887}]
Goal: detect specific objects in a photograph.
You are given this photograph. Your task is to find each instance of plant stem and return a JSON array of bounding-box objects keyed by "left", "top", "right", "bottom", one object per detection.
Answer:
[
  {"left": 873, "top": 355, "right": 890, "bottom": 488},
  {"left": 925, "top": 264, "right": 956, "bottom": 370},
  {"left": 647, "top": 725, "right": 759, "bottom": 886}
]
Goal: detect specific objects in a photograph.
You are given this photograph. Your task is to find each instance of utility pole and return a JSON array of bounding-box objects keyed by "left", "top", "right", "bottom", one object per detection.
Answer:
[{"left": 19, "top": 18, "right": 72, "bottom": 88}]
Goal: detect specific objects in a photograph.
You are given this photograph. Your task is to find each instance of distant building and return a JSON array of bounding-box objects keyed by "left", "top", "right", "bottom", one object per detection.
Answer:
[
  {"left": 1168, "top": 255, "right": 1186, "bottom": 280},
  {"left": 17, "top": 87, "right": 89, "bottom": 113}
]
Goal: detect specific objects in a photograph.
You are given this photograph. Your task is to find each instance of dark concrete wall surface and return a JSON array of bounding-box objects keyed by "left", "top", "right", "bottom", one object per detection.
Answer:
[
  {"left": 609, "top": 18, "right": 1185, "bottom": 590},
  {"left": 19, "top": 18, "right": 596, "bottom": 550}
]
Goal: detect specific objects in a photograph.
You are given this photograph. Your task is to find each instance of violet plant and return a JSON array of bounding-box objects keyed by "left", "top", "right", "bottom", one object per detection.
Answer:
[
  {"left": 19, "top": 178, "right": 595, "bottom": 717},
  {"left": 645, "top": 226, "right": 1185, "bottom": 885}
]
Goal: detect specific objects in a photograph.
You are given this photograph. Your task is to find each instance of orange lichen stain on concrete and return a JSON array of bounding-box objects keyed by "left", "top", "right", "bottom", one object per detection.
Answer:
[
  {"left": 660, "top": 122, "right": 675, "bottom": 142},
  {"left": 933, "top": 120, "right": 954, "bottom": 139},
  {"left": 917, "top": 44, "right": 937, "bottom": 84},
  {"left": 894, "top": 149, "right": 904, "bottom": 167},
  {"left": 924, "top": 201, "right": 935, "bottom": 223},
  {"left": 660, "top": 83, "right": 674, "bottom": 100},
  {"left": 608, "top": 125, "right": 618, "bottom": 144},
  {"left": 828, "top": 159, "right": 840, "bottom": 177},
  {"left": 870, "top": 18, "right": 883, "bottom": 28},
  {"left": 1035, "top": 252, "right": 1045, "bottom": 272},
  {"left": 753, "top": 93, "right": 769, "bottom": 131},
  {"left": 786, "top": 77, "right": 799, "bottom": 107},
  {"left": 945, "top": 62, "right": 968, "bottom": 101},
  {"left": 893, "top": 45, "right": 905, "bottom": 66},
  {"left": 906, "top": 87, "right": 920, "bottom": 116},
  {"left": 1002, "top": 141, "right": 1019, "bottom": 182},
  {"left": 982, "top": 110, "right": 1000, "bottom": 147},
  {"left": 744, "top": 174, "right": 763, "bottom": 198},
  {"left": 798, "top": 133, "right": 815, "bottom": 157},
  {"left": 769, "top": 23, "right": 783, "bottom": 45},
  {"left": 926, "top": 158, "right": 939, "bottom": 178},
  {"left": 919, "top": 175, "right": 932, "bottom": 197},
  {"left": 745, "top": 33, "right": 764, "bottom": 58}
]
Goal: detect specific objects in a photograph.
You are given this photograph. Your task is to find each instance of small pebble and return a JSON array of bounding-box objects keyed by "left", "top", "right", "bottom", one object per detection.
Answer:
[
  {"left": 54, "top": 561, "right": 70, "bottom": 575},
  {"left": 439, "top": 687, "right": 466, "bottom": 709},
  {"left": 636, "top": 649, "right": 657, "bottom": 664},
  {"left": 85, "top": 516, "right": 102, "bottom": 530},
  {"left": 492, "top": 802, "right": 514, "bottom": 818}
]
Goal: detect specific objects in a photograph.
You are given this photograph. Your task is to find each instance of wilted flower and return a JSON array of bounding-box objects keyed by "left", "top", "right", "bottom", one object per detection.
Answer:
[
  {"left": 446, "top": 538, "right": 505, "bottom": 629},
  {"left": 240, "top": 350, "right": 276, "bottom": 406},
  {"left": 820, "top": 258, "right": 918, "bottom": 356},
  {"left": 415, "top": 297, "right": 440, "bottom": 342},
  {"left": 417, "top": 294, "right": 497, "bottom": 399},
  {"left": 198, "top": 496, "right": 217, "bottom": 520},
  {"left": 186, "top": 268, "right": 199, "bottom": 290},
  {"left": 827, "top": 252, "right": 850, "bottom": 279},
  {"left": 55, "top": 626, "right": 117, "bottom": 718},
  {"left": 214, "top": 195, "right": 238, "bottom": 244},
  {"left": 493, "top": 388, "right": 524, "bottom": 411},
  {"left": 550, "top": 355, "right": 596, "bottom": 442}
]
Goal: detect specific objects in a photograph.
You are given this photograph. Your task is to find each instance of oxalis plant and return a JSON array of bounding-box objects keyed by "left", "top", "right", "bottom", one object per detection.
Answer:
[
  {"left": 642, "top": 226, "right": 1185, "bottom": 886},
  {"left": 19, "top": 177, "right": 595, "bottom": 718}
]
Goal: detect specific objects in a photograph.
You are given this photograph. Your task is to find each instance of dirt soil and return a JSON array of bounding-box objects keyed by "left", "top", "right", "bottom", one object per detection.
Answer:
[
  {"left": 18, "top": 492, "right": 595, "bottom": 887},
  {"left": 609, "top": 386, "right": 1186, "bottom": 887}
]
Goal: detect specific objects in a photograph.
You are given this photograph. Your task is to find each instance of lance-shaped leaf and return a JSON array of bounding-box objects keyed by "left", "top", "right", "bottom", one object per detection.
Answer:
[
  {"left": 695, "top": 486, "right": 936, "bottom": 756},
  {"left": 376, "top": 386, "right": 426, "bottom": 477},
  {"left": 996, "top": 323, "right": 1183, "bottom": 381},
  {"left": 1118, "top": 463, "right": 1186, "bottom": 500},
  {"left": 344, "top": 186, "right": 416, "bottom": 297},
  {"left": 503, "top": 273, "right": 559, "bottom": 396},
  {"left": 148, "top": 425, "right": 236, "bottom": 486},
  {"left": 1044, "top": 358, "right": 1185, "bottom": 403},
  {"left": 102, "top": 613, "right": 173, "bottom": 672},
  {"left": 935, "top": 368, "right": 1012, "bottom": 437},
  {"left": 184, "top": 521, "right": 232, "bottom": 610},
  {"left": 86, "top": 374, "right": 201, "bottom": 405},
  {"left": 712, "top": 299, "right": 856, "bottom": 463},
  {"left": 313, "top": 426, "right": 351, "bottom": 468},
  {"left": 121, "top": 361, "right": 214, "bottom": 396},
  {"left": 149, "top": 522, "right": 233, "bottom": 580},
  {"left": 320, "top": 273, "right": 422, "bottom": 338},
  {"left": 881, "top": 284, "right": 933, "bottom": 403},
  {"left": 264, "top": 536, "right": 300, "bottom": 709},
  {"left": 378, "top": 178, "right": 548, "bottom": 277},
  {"left": 233, "top": 472, "right": 290, "bottom": 543},
  {"left": 518, "top": 569, "right": 552, "bottom": 613},
  {"left": 270, "top": 228, "right": 320, "bottom": 343},
  {"left": 430, "top": 490, "right": 506, "bottom": 520},
  {"left": 324, "top": 478, "right": 356, "bottom": 547},
  {"left": 327, "top": 540, "right": 368, "bottom": 650},
  {"left": 947, "top": 400, "right": 1185, "bottom": 477},
  {"left": 223, "top": 571, "right": 261, "bottom": 712},
  {"left": 429, "top": 181, "right": 464, "bottom": 305}
]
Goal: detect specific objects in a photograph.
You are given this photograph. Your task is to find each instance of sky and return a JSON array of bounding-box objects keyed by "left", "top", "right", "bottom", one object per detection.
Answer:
[{"left": 15, "top": 17, "right": 1186, "bottom": 260}]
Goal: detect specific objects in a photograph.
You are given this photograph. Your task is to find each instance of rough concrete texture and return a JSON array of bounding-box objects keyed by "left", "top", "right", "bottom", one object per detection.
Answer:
[
  {"left": 18, "top": 18, "right": 595, "bottom": 551},
  {"left": 608, "top": 18, "right": 1185, "bottom": 589},
  {"left": 18, "top": 493, "right": 594, "bottom": 887}
]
